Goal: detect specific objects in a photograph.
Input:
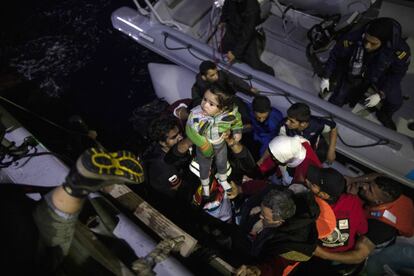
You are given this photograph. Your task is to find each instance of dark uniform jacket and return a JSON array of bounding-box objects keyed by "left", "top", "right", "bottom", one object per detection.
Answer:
[{"left": 324, "top": 27, "right": 410, "bottom": 106}]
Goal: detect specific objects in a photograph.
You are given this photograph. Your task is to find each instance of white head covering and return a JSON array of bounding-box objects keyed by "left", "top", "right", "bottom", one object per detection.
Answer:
[{"left": 268, "top": 136, "right": 307, "bottom": 167}]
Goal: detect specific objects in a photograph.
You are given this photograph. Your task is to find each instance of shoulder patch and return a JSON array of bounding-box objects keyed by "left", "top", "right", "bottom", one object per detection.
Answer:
[
  {"left": 343, "top": 40, "right": 349, "bottom": 48},
  {"left": 342, "top": 40, "right": 353, "bottom": 48},
  {"left": 395, "top": 51, "right": 407, "bottom": 60}
]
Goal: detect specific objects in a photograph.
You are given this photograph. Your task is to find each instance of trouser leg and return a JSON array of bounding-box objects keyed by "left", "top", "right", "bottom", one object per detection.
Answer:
[
  {"left": 197, "top": 147, "right": 213, "bottom": 180},
  {"left": 214, "top": 142, "right": 228, "bottom": 175},
  {"left": 33, "top": 191, "right": 79, "bottom": 270},
  {"left": 329, "top": 80, "right": 350, "bottom": 106},
  {"left": 376, "top": 99, "right": 401, "bottom": 130},
  {"left": 366, "top": 242, "right": 414, "bottom": 275},
  {"left": 315, "top": 136, "right": 329, "bottom": 163},
  {"left": 242, "top": 38, "right": 274, "bottom": 75}
]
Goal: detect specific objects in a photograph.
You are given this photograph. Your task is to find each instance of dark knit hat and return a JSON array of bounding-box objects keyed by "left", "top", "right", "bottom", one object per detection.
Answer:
[
  {"left": 252, "top": 95, "right": 271, "bottom": 113},
  {"left": 366, "top": 18, "right": 395, "bottom": 44},
  {"left": 307, "top": 165, "right": 345, "bottom": 199}
]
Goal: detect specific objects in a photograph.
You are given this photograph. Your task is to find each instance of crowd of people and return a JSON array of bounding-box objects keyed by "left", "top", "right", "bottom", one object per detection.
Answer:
[
  {"left": 142, "top": 57, "right": 414, "bottom": 275},
  {"left": 1, "top": 10, "right": 412, "bottom": 276}
]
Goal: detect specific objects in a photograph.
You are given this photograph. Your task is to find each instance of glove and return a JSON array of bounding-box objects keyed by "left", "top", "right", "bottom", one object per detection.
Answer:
[
  {"left": 320, "top": 78, "right": 330, "bottom": 92},
  {"left": 364, "top": 93, "right": 381, "bottom": 107}
]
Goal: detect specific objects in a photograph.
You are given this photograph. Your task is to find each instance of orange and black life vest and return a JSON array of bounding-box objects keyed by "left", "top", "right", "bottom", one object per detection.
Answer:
[
  {"left": 366, "top": 195, "right": 414, "bottom": 237},
  {"left": 314, "top": 196, "right": 336, "bottom": 239}
]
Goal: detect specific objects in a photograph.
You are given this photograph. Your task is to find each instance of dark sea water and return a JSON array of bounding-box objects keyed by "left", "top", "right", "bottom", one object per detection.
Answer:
[
  {"left": 1, "top": 0, "right": 169, "bottom": 158},
  {"left": 0, "top": 2, "right": 222, "bottom": 273}
]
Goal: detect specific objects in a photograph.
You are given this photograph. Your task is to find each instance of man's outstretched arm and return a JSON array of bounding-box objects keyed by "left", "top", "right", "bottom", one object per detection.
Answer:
[{"left": 314, "top": 235, "right": 375, "bottom": 264}]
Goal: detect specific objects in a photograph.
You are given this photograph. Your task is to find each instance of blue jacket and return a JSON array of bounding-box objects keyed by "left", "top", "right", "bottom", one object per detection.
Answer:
[
  {"left": 324, "top": 27, "right": 410, "bottom": 105},
  {"left": 248, "top": 104, "right": 283, "bottom": 154}
]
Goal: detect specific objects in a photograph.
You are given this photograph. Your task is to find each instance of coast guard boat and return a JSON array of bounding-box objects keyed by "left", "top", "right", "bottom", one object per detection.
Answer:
[{"left": 111, "top": 0, "right": 414, "bottom": 188}]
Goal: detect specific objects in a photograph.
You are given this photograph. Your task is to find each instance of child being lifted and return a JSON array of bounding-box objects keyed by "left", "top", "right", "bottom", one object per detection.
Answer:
[{"left": 186, "top": 84, "right": 243, "bottom": 198}]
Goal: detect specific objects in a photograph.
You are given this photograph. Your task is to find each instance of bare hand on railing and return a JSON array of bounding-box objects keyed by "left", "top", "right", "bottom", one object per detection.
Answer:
[
  {"left": 250, "top": 87, "right": 259, "bottom": 94},
  {"left": 132, "top": 236, "right": 185, "bottom": 275},
  {"left": 226, "top": 51, "right": 236, "bottom": 63}
]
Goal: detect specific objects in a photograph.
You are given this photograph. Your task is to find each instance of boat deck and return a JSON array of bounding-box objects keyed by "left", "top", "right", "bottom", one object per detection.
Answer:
[{"left": 257, "top": 0, "right": 414, "bottom": 138}]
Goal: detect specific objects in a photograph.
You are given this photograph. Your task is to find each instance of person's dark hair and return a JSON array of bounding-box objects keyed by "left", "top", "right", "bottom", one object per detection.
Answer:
[
  {"left": 287, "top": 103, "right": 311, "bottom": 122},
  {"left": 365, "top": 18, "right": 401, "bottom": 47},
  {"left": 199, "top": 60, "right": 217, "bottom": 76},
  {"left": 147, "top": 116, "right": 178, "bottom": 143},
  {"left": 206, "top": 84, "right": 234, "bottom": 112},
  {"left": 375, "top": 176, "right": 402, "bottom": 201},
  {"left": 262, "top": 189, "right": 296, "bottom": 220},
  {"left": 252, "top": 95, "right": 271, "bottom": 113}
]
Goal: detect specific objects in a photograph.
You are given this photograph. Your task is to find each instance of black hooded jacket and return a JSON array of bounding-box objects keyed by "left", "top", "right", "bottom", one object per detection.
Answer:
[{"left": 234, "top": 186, "right": 319, "bottom": 272}]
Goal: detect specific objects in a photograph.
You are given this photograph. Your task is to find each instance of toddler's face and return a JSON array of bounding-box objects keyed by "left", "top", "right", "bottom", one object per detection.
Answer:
[{"left": 201, "top": 90, "right": 222, "bottom": 116}]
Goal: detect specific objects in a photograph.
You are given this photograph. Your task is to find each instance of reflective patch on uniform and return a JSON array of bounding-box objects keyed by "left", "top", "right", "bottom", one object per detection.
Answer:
[
  {"left": 397, "top": 51, "right": 407, "bottom": 59},
  {"left": 383, "top": 210, "right": 397, "bottom": 224},
  {"left": 343, "top": 40, "right": 349, "bottom": 48}
]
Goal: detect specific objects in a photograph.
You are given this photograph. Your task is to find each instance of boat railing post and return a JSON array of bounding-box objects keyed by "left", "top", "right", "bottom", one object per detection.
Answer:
[
  {"left": 132, "top": 0, "right": 150, "bottom": 16},
  {"left": 139, "top": 0, "right": 183, "bottom": 31}
]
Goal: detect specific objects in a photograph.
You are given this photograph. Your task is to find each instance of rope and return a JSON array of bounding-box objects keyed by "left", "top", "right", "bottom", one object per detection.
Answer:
[
  {"left": 131, "top": 236, "right": 185, "bottom": 275},
  {"left": 0, "top": 95, "right": 90, "bottom": 138},
  {"left": 325, "top": 115, "right": 390, "bottom": 148},
  {"left": 259, "top": 90, "right": 294, "bottom": 104},
  {"left": 0, "top": 150, "right": 73, "bottom": 168},
  {"left": 163, "top": 33, "right": 189, "bottom": 50},
  {"left": 163, "top": 33, "right": 206, "bottom": 62}
]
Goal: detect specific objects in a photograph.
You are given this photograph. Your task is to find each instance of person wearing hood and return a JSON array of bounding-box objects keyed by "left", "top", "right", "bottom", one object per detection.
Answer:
[
  {"left": 258, "top": 135, "right": 322, "bottom": 185},
  {"left": 320, "top": 17, "right": 411, "bottom": 130},
  {"left": 233, "top": 187, "right": 320, "bottom": 276}
]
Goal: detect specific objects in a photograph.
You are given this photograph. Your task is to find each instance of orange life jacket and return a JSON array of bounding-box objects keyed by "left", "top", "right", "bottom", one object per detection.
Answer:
[
  {"left": 282, "top": 262, "right": 300, "bottom": 276},
  {"left": 314, "top": 196, "right": 337, "bottom": 239},
  {"left": 366, "top": 195, "right": 414, "bottom": 237}
]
